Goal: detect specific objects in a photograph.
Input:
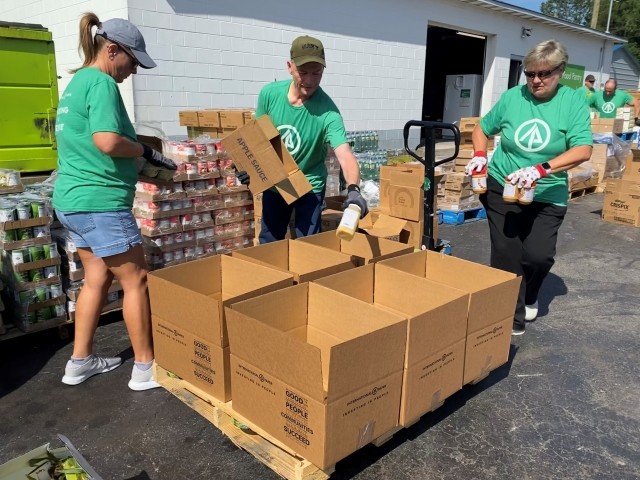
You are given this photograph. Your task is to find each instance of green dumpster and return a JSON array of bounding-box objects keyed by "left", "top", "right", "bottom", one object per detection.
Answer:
[{"left": 0, "top": 21, "right": 59, "bottom": 173}]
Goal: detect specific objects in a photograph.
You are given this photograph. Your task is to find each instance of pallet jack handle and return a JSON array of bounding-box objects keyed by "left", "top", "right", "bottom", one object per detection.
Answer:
[{"left": 403, "top": 120, "right": 460, "bottom": 251}]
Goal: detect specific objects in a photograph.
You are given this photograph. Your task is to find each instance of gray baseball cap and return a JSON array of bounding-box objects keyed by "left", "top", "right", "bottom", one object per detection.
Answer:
[{"left": 97, "top": 18, "right": 156, "bottom": 69}]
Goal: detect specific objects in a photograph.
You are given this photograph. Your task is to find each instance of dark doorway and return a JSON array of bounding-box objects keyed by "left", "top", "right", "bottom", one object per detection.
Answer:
[{"left": 422, "top": 26, "right": 486, "bottom": 124}]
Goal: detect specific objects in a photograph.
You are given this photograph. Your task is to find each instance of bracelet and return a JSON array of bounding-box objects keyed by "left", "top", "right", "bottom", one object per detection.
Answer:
[{"left": 347, "top": 184, "right": 360, "bottom": 193}]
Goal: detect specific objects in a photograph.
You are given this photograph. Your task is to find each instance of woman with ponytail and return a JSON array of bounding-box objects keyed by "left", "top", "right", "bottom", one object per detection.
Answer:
[{"left": 54, "top": 13, "right": 175, "bottom": 391}]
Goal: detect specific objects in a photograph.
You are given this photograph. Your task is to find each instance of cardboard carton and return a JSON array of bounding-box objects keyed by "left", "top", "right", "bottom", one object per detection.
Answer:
[
  {"left": 220, "top": 115, "right": 312, "bottom": 203},
  {"left": 602, "top": 179, "right": 640, "bottom": 227},
  {"left": 178, "top": 110, "right": 199, "bottom": 127},
  {"left": 231, "top": 239, "right": 354, "bottom": 283},
  {"left": 379, "top": 163, "right": 425, "bottom": 222},
  {"left": 378, "top": 251, "right": 521, "bottom": 384},
  {"left": 197, "top": 110, "right": 221, "bottom": 129},
  {"left": 147, "top": 255, "right": 295, "bottom": 401},
  {"left": 458, "top": 117, "right": 480, "bottom": 133},
  {"left": 296, "top": 231, "right": 413, "bottom": 266},
  {"left": 624, "top": 149, "right": 640, "bottom": 180},
  {"left": 225, "top": 282, "right": 407, "bottom": 469},
  {"left": 314, "top": 264, "right": 469, "bottom": 426}
]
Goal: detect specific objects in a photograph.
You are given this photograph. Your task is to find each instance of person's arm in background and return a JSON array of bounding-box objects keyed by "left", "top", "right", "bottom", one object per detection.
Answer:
[
  {"left": 93, "top": 132, "right": 144, "bottom": 157},
  {"left": 334, "top": 143, "right": 360, "bottom": 186}
]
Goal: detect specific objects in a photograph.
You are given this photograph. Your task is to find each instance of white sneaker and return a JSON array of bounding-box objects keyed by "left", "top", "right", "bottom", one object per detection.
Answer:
[
  {"left": 525, "top": 301, "right": 538, "bottom": 321},
  {"left": 128, "top": 363, "right": 161, "bottom": 391},
  {"left": 62, "top": 354, "right": 122, "bottom": 385}
]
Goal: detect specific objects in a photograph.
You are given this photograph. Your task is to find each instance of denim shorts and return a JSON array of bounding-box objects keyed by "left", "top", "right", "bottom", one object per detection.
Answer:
[{"left": 55, "top": 210, "right": 142, "bottom": 258}]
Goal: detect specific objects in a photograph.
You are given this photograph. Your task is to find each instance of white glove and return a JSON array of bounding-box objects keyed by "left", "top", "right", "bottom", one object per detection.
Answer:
[
  {"left": 464, "top": 153, "right": 487, "bottom": 175},
  {"left": 506, "top": 166, "right": 542, "bottom": 188}
]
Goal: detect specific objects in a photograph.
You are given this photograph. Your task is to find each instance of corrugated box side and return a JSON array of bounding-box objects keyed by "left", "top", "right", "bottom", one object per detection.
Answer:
[
  {"left": 231, "top": 239, "right": 354, "bottom": 283},
  {"left": 379, "top": 163, "right": 425, "bottom": 222},
  {"left": 226, "top": 282, "right": 407, "bottom": 470},
  {"left": 602, "top": 179, "right": 640, "bottom": 227},
  {"left": 314, "top": 264, "right": 469, "bottom": 426}
]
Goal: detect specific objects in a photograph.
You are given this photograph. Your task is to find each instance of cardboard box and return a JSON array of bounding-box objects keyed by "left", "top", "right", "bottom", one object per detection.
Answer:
[
  {"left": 320, "top": 209, "right": 343, "bottom": 232},
  {"left": 220, "top": 115, "right": 313, "bottom": 204},
  {"left": 624, "top": 150, "right": 640, "bottom": 180},
  {"left": 179, "top": 110, "right": 199, "bottom": 127},
  {"left": 147, "top": 255, "right": 295, "bottom": 401},
  {"left": 197, "top": 110, "right": 221, "bottom": 129},
  {"left": 378, "top": 251, "right": 521, "bottom": 384},
  {"left": 231, "top": 239, "right": 354, "bottom": 283},
  {"left": 379, "top": 163, "right": 425, "bottom": 222},
  {"left": 602, "top": 179, "right": 640, "bottom": 227},
  {"left": 296, "top": 231, "right": 413, "bottom": 266},
  {"left": 458, "top": 117, "right": 480, "bottom": 133},
  {"left": 218, "top": 109, "right": 253, "bottom": 129},
  {"left": 225, "top": 282, "right": 408, "bottom": 469},
  {"left": 591, "top": 118, "right": 624, "bottom": 133},
  {"left": 314, "top": 264, "right": 469, "bottom": 426}
]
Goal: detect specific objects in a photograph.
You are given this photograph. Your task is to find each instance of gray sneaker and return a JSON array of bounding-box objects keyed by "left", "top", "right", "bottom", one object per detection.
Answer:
[
  {"left": 128, "top": 364, "right": 161, "bottom": 391},
  {"left": 62, "top": 354, "right": 122, "bottom": 385}
]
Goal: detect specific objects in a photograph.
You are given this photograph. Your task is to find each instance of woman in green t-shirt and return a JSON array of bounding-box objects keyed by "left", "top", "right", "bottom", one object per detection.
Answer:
[
  {"left": 465, "top": 40, "right": 592, "bottom": 336},
  {"left": 53, "top": 13, "right": 176, "bottom": 390}
]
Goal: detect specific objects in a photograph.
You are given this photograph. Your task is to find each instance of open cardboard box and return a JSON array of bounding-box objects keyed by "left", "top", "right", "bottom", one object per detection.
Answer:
[
  {"left": 147, "top": 255, "right": 294, "bottom": 401},
  {"left": 379, "top": 163, "right": 425, "bottom": 222},
  {"left": 225, "top": 282, "right": 407, "bottom": 470},
  {"left": 220, "top": 115, "right": 312, "bottom": 204},
  {"left": 314, "top": 263, "right": 469, "bottom": 426},
  {"left": 296, "top": 230, "right": 413, "bottom": 266},
  {"left": 231, "top": 239, "right": 354, "bottom": 283},
  {"left": 378, "top": 251, "right": 521, "bottom": 385}
]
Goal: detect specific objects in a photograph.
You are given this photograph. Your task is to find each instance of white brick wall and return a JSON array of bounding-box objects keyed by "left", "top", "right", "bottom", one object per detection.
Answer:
[{"left": 1, "top": 0, "right": 617, "bottom": 143}]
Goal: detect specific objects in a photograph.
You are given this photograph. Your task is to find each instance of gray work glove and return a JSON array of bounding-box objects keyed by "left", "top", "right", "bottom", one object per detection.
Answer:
[
  {"left": 635, "top": 117, "right": 640, "bottom": 127},
  {"left": 236, "top": 170, "right": 250, "bottom": 186},
  {"left": 343, "top": 186, "right": 368, "bottom": 218},
  {"left": 142, "top": 144, "right": 177, "bottom": 170}
]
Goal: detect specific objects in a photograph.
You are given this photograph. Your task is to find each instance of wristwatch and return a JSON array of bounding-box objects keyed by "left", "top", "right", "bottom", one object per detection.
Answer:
[
  {"left": 541, "top": 162, "right": 552, "bottom": 174},
  {"left": 347, "top": 184, "right": 360, "bottom": 193}
]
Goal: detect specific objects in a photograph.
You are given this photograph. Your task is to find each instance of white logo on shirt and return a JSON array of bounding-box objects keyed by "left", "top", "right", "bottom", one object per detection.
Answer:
[
  {"left": 601, "top": 102, "right": 615, "bottom": 114},
  {"left": 515, "top": 119, "right": 550, "bottom": 152},
  {"left": 278, "top": 125, "right": 301, "bottom": 155}
]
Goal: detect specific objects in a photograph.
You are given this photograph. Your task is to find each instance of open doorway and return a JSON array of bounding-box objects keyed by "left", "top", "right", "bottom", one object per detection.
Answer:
[{"left": 422, "top": 26, "right": 486, "bottom": 130}]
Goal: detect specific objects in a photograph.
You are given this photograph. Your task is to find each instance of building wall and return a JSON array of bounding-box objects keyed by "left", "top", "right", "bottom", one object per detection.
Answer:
[
  {"left": 1, "top": 0, "right": 617, "bottom": 147},
  {"left": 610, "top": 48, "right": 640, "bottom": 91}
]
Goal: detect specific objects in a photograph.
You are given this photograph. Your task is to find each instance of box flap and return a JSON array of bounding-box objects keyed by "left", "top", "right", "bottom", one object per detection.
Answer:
[
  {"left": 296, "top": 231, "right": 342, "bottom": 251},
  {"left": 361, "top": 214, "right": 408, "bottom": 238},
  {"left": 313, "top": 263, "right": 375, "bottom": 303},
  {"left": 226, "top": 284, "right": 326, "bottom": 400},
  {"left": 274, "top": 169, "right": 313, "bottom": 204},
  {"left": 220, "top": 254, "right": 295, "bottom": 300},
  {"left": 231, "top": 240, "right": 291, "bottom": 272},
  {"left": 289, "top": 241, "right": 353, "bottom": 280}
]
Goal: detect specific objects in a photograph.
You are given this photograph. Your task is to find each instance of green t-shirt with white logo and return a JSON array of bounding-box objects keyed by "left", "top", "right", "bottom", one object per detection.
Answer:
[
  {"left": 576, "top": 85, "right": 595, "bottom": 103},
  {"left": 53, "top": 67, "right": 138, "bottom": 212},
  {"left": 481, "top": 84, "right": 592, "bottom": 206},
  {"left": 588, "top": 89, "right": 633, "bottom": 118},
  {"left": 256, "top": 80, "right": 347, "bottom": 193}
]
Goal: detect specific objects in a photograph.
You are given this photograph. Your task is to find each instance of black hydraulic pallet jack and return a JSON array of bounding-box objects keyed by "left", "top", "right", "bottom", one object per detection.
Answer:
[{"left": 403, "top": 120, "right": 460, "bottom": 251}]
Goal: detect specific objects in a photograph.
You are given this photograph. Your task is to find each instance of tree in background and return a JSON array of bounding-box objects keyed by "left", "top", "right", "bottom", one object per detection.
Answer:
[
  {"left": 541, "top": 0, "right": 640, "bottom": 59},
  {"left": 540, "top": 0, "right": 592, "bottom": 26}
]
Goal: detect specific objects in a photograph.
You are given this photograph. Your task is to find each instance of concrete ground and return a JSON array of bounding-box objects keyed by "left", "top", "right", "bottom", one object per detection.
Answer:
[{"left": 1, "top": 192, "right": 639, "bottom": 480}]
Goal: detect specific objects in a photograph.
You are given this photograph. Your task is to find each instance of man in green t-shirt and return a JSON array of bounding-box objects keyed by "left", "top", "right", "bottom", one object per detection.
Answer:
[
  {"left": 588, "top": 79, "right": 638, "bottom": 120},
  {"left": 576, "top": 74, "right": 596, "bottom": 103},
  {"left": 244, "top": 35, "right": 367, "bottom": 243}
]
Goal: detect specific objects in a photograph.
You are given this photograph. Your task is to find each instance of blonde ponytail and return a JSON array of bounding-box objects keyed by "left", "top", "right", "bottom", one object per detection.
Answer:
[{"left": 69, "top": 12, "right": 107, "bottom": 73}]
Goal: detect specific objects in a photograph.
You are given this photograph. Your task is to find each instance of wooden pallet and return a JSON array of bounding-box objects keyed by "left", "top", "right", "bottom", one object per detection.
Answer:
[
  {"left": 569, "top": 185, "right": 602, "bottom": 200},
  {"left": 441, "top": 206, "right": 487, "bottom": 225},
  {"left": 155, "top": 365, "right": 333, "bottom": 480}
]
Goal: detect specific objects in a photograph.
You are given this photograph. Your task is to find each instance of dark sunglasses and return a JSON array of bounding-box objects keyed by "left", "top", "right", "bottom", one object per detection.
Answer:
[{"left": 523, "top": 64, "right": 562, "bottom": 80}]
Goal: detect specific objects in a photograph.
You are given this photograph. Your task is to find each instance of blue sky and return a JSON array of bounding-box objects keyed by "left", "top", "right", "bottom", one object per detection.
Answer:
[{"left": 503, "top": 0, "right": 543, "bottom": 11}]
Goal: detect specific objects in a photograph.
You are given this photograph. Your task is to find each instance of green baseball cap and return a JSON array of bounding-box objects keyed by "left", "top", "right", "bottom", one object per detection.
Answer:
[{"left": 290, "top": 36, "right": 325, "bottom": 67}]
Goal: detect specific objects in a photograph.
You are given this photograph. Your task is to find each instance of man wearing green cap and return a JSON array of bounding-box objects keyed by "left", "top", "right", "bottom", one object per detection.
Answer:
[
  {"left": 243, "top": 35, "right": 367, "bottom": 243},
  {"left": 576, "top": 74, "right": 596, "bottom": 103}
]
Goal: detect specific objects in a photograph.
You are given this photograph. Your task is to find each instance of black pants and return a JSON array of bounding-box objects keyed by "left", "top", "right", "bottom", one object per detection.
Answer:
[
  {"left": 480, "top": 176, "right": 567, "bottom": 328},
  {"left": 259, "top": 188, "right": 325, "bottom": 244}
]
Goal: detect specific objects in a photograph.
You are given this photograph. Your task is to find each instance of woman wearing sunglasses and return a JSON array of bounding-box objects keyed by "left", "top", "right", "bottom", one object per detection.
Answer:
[
  {"left": 54, "top": 13, "right": 176, "bottom": 390},
  {"left": 465, "top": 39, "right": 592, "bottom": 336}
]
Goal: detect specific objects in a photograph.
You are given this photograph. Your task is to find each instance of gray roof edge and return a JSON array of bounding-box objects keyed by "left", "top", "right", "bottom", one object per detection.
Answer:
[{"left": 457, "top": 0, "right": 627, "bottom": 43}]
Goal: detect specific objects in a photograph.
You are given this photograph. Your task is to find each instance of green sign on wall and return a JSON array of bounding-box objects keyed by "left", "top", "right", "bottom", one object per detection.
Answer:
[{"left": 560, "top": 64, "right": 585, "bottom": 89}]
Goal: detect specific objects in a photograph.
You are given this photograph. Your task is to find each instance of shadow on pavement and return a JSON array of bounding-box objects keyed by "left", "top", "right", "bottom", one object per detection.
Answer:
[{"left": 537, "top": 272, "right": 568, "bottom": 318}]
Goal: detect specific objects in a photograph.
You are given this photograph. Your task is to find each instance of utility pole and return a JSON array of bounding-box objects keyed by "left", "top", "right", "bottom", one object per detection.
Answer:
[
  {"left": 605, "top": 0, "right": 614, "bottom": 33},
  {"left": 591, "top": 0, "right": 600, "bottom": 29}
]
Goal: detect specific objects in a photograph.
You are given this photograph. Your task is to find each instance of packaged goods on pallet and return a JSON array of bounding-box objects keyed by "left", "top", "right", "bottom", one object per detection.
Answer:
[
  {"left": 0, "top": 168, "right": 24, "bottom": 194},
  {"left": 178, "top": 108, "right": 255, "bottom": 139}
]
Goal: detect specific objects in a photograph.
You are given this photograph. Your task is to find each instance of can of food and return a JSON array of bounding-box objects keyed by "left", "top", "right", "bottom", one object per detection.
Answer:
[
  {"left": 205, "top": 227, "right": 215, "bottom": 238},
  {"left": 173, "top": 249, "right": 184, "bottom": 261},
  {"left": 171, "top": 200, "right": 183, "bottom": 210},
  {"left": 169, "top": 216, "right": 180, "bottom": 228},
  {"left": 185, "top": 163, "right": 196, "bottom": 174},
  {"left": 15, "top": 203, "right": 32, "bottom": 220},
  {"left": 183, "top": 230, "right": 194, "bottom": 242},
  {"left": 161, "top": 234, "right": 173, "bottom": 246},
  {"left": 206, "top": 143, "right": 216, "bottom": 156},
  {"left": 36, "top": 307, "right": 53, "bottom": 321},
  {"left": 173, "top": 182, "right": 184, "bottom": 193},
  {"left": 203, "top": 242, "right": 215, "bottom": 254},
  {"left": 31, "top": 201, "right": 47, "bottom": 218},
  {"left": 181, "top": 214, "right": 192, "bottom": 226},
  {"left": 160, "top": 201, "right": 172, "bottom": 212},
  {"left": 33, "top": 225, "right": 50, "bottom": 238},
  {"left": 17, "top": 289, "right": 35, "bottom": 305},
  {"left": 1, "top": 229, "right": 16, "bottom": 242},
  {"left": 195, "top": 228, "right": 207, "bottom": 240},
  {"left": 29, "top": 268, "right": 44, "bottom": 282},
  {"left": 0, "top": 202, "right": 16, "bottom": 221},
  {"left": 207, "top": 159, "right": 218, "bottom": 172},
  {"left": 197, "top": 160, "right": 208, "bottom": 175},
  {"left": 184, "top": 145, "right": 196, "bottom": 157},
  {"left": 34, "top": 285, "right": 49, "bottom": 302},
  {"left": 50, "top": 283, "right": 63, "bottom": 298},
  {"left": 182, "top": 199, "right": 192, "bottom": 209},
  {"left": 192, "top": 213, "right": 202, "bottom": 225},
  {"left": 201, "top": 212, "right": 212, "bottom": 223},
  {"left": 14, "top": 270, "right": 29, "bottom": 283},
  {"left": 194, "top": 180, "right": 207, "bottom": 191},
  {"left": 16, "top": 228, "right": 33, "bottom": 240},
  {"left": 11, "top": 248, "right": 29, "bottom": 264},
  {"left": 173, "top": 232, "right": 183, "bottom": 243},
  {"left": 44, "top": 265, "right": 58, "bottom": 278},
  {"left": 158, "top": 218, "right": 171, "bottom": 230},
  {"left": 162, "top": 251, "right": 174, "bottom": 263},
  {"left": 28, "top": 246, "right": 45, "bottom": 261},
  {"left": 151, "top": 236, "right": 163, "bottom": 247},
  {"left": 7, "top": 171, "right": 20, "bottom": 187},
  {"left": 44, "top": 243, "right": 58, "bottom": 258},
  {"left": 183, "top": 246, "right": 195, "bottom": 258},
  {"left": 195, "top": 245, "right": 205, "bottom": 256},
  {"left": 206, "top": 178, "right": 217, "bottom": 190},
  {"left": 51, "top": 304, "right": 66, "bottom": 318},
  {"left": 19, "top": 311, "right": 37, "bottom": 325}
]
